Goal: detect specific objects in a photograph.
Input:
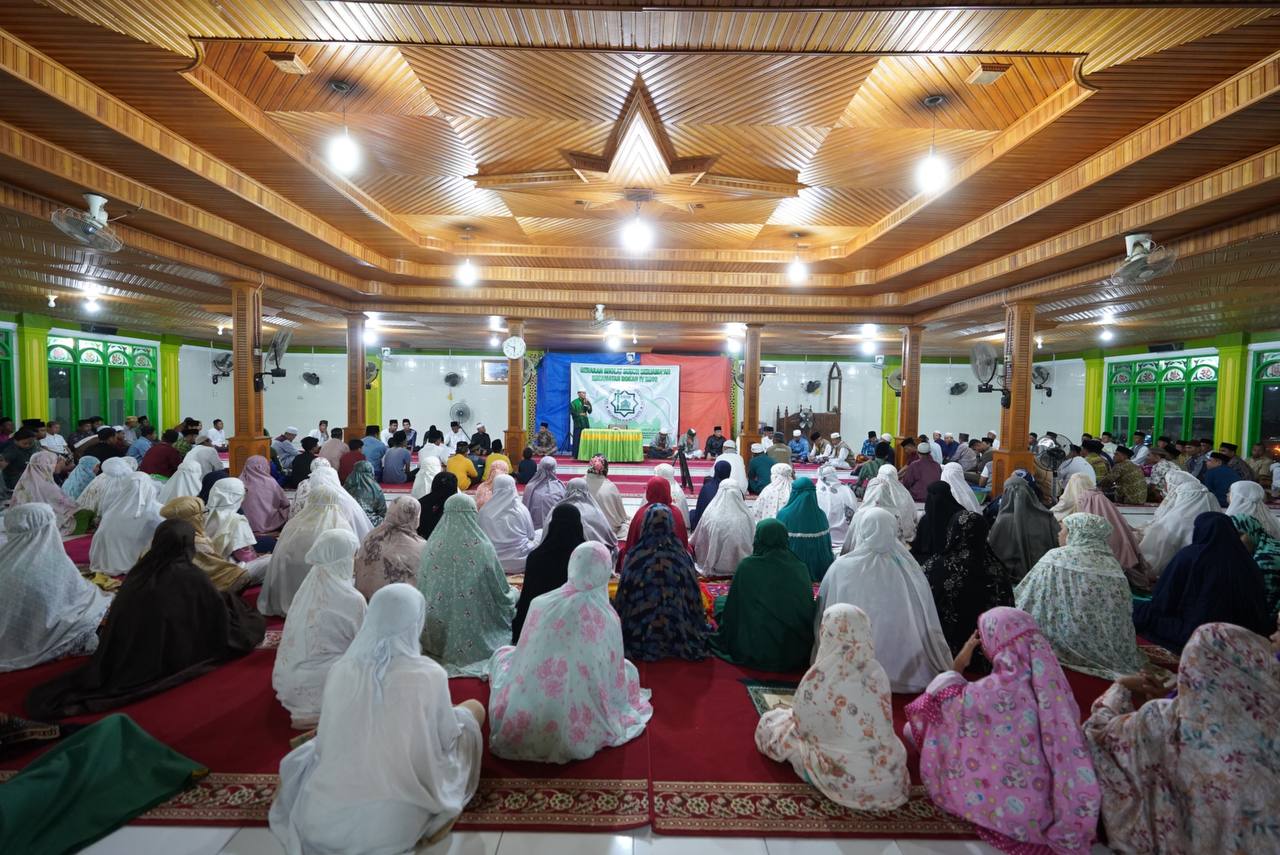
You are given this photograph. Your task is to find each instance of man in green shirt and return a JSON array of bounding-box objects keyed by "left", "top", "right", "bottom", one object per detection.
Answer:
[
  {"left": 569, "top": 389, "right": 592, "bottom": 457},
  {"left": 747, "top": 442, "right": 773, "bottom": 495},
  {"left": 1098, "top": 445, "right": 1149, "bottom": 504}
]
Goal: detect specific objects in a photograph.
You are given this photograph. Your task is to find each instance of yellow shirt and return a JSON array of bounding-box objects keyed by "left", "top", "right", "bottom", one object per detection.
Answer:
[
  {"left": 447, "top": 453, "right": 479, "bottom": 491},
  {"left": 483, "top": 453, "right": 513, "bottom": 482}
]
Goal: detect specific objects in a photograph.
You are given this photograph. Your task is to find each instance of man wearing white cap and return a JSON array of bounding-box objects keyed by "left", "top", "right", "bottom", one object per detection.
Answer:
[
  {"left": 272, "top": 427, "right": 301, "bottom": 470},
  {"left": 747, "top": 442, "right": 773, "bottom": 494},
  {"left": 829, "top": 432, "right": 854, "bottom": 470},
  {"left": 718, "top": 438, "right": 748, "bottom": 492},
  {"left": 649, "top": 427, "right": 674, "bottom": 459},
  {"left": 927, "top": 431, "right": 944, "bottom": 464},
  {"left": 809, "top": 431, "right": 833, "bottom": 465},
  {"left": 788, "top": 429, "right": 810, "bottom": 463},
  {"left": 187, "top": 431, "right": 226, "bottom": 476}
]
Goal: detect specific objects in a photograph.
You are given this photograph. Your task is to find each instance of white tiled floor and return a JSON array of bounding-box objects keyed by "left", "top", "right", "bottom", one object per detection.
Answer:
[{"left": 77, "top": 825, "right": 1117, "bottom": 854}]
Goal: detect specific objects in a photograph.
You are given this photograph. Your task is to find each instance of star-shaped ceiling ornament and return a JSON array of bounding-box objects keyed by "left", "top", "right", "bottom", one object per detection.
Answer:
[{"left": 467, "top": 76, "right": 805, "bottom": 215}]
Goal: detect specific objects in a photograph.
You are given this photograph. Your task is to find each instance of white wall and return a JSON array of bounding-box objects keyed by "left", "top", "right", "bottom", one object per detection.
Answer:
[
  {"left": 380, "top": 353, "right": 514, "bottom": 438},
  {"left": 917, "top": 357, "right": 1086, "bottom": 442},
  {"left": 179, "top": 345, "right": 349, "bottom": 437},
  {"left": 757, "top": 359, "right": 883, "bottom": 439}
]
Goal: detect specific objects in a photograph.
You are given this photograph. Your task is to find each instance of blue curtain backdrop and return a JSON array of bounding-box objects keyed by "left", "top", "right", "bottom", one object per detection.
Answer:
[{"left": 535, "top": 351, "right": 629, "bottom": 448}]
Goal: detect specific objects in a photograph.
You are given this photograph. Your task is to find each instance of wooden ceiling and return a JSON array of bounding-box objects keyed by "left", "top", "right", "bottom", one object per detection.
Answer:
[{"left": 0, "top": 0, "right": 1277, "bottom": 355}]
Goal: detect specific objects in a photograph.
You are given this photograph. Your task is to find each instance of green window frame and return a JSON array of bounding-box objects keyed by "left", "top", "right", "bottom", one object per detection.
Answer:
[
  {"left": 46, "top": 334, "right": 158, "bottom": 429},
  {"left": 1105, "top": 356, "right": 1217, "bottom": 443},
  {"left": 1247, "top": 349, "right": 1280, "bottom": 453},
  {"left": 0, "top": 330, "right": 13, "bottom": 419}
]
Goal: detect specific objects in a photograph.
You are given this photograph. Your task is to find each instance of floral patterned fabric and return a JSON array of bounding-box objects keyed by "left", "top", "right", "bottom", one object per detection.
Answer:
[
  {"left": 416, "top": 493, "right": 518, "bottom": 677},
  {"left": 354, "top": 496, "right": 426, "bottom": 600},
  {"left": 904, "top": 607, "right": 1101, "bottom": 855},
  {"left": 343, "top": 460, "right": 387, "bottom": 527},
  {"left": 755, "top": 604, "right": 909, "bottom": 811},
  {"left": 488, "top": 541, "right": 653, "bottom": 763},
  {"left": 1084, "top": 623, "right": 1280, "bottom": 855},
  {"left": 613, "top": 504, "right": 711, "bottom": 662},
  {"left": 1229, "top": 513, "right": 1280, "bottom": 616},
  {"left": 1014, "top": 513, "right": 1148, "bottom": 680},
  {"left": 9, "top": 451, "right": 78, "bottom": 534},
  {"left": 920, "top": 511, "right": 1014, "bottom": 657}
]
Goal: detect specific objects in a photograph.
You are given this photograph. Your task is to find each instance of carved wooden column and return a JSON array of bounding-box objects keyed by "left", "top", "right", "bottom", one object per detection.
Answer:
[
  {"left": 227, "top": 281, "right": 268, "bottom": 474},
  {"left": 992, "top": 301, "right": 1037, "bottom": 494},
  {"left": 739, "top": 324, "right": 763, "bottom": 451},
  {"left": 897, "top": 324, "right": 923, "bottom": 466},
  {"left": 503, "top": 319, "right": 527, "bottom": 456},
  {"left": 344, "top": 313, "right": 367, "bottom": 443}
]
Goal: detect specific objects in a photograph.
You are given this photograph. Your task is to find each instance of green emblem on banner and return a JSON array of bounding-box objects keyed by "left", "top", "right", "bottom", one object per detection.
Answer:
[{"left": 610, "top": 389, "right": 640, "bottom": 419}]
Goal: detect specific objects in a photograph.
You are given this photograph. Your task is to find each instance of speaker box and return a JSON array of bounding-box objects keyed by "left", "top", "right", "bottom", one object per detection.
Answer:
[
  {"left": 84, "top": 323, "right": 119, "bottom": 336},
  {"left": 1148, "top": 342, "right": 1184, "bottom": 353}
]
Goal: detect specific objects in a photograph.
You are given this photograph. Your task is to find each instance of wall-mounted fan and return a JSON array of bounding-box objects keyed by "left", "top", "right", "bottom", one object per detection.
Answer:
[
  {"left": 51, "top": 193, "right": 127, "bottom": 253},
  {"left": 732, "top": 364, "right": 773, "bottom": 389},
  {"left": 364, "top": 360, "right": 380, "bottom": 390},
  {"left": 263, "top": 330, "right": 291, "bottom": 377},
  {"left": 948, "top": 381, "right": 968, "bottom": 396},
  {"left": 444, "top": 371, "right": 464, "bottom": 388},
  {"left": 1032, "top": 365, "right": 1053, "bottom": 397},
  {"left": 1034, "top": 433, "right": 1073, "bottom": 497},
  {"left": 302, "top": 372, "right": 321, "bottom": 387},
  {"left": 521, "top": 356, "right": 539, "bottom": 387},
  {"left": 803, "top": 380, "right": 821, "bottom": 394},
  {"left": 969, "top": 343, "right": 1001, "bottom": 393},
  {"left": 885, "top": 368, "right": 903, "bottom": 398},
  {"left": 449, "top": 401, "right": 472, "bottom": 425},
  {"left": 210, "top": 352, "right": 233, "bottom": 385},
  {"left": 1110, "top": 233, "right": 1176, "bottom": 287}
]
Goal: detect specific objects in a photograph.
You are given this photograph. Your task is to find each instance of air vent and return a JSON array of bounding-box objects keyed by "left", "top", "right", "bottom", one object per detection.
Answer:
[
  {"left": 266, "top": 51, "right": 310, "bottom": 75},
  {"left": 967, "top": 62, "right": 1011, "bottom": 85}
]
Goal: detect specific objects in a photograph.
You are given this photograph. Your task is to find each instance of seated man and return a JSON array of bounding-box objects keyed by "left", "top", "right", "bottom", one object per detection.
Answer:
[
  {"left": 679, "top": 428, "right": 701, "bottom": 459},
  {"left": 808, "top": 431, "right": 832, "bottom": 465},
  {"left": 471, "top": 423, "right": 492, "bottom": 455},
  {"left": 703, "top": 426, "right": 727, "bottom": 459},
  {"left": 271, "top": 427, "right": 301, "bottom": 471},
  {"left": 447, "top": 441, "right": 479, "bottom": 491},
  {"left": 747, "top": 443, "right": 772, "bottom": 495},
  {"left": 766, "top": 433, "right": 792, "bottom": 465},
  {"left": 1097, "top": 446, "right": 1148, "bottom": 504},
  {"left": 787, "top": 430, "right": 809, "bottom": 463},
  {"left": 1201, "top": 451, "right": 1241, "bottom": 507},
  {"left": 829, "top": 432, "right": 854, "bottom": 470},
  {"left": 530, "top": 422, "right": 558, "bottom": 457},
  {"left": 285, "top": 436, "right": 320, "bottom": 489},
  {"left": 649, "top": 428, "right": 674, "bottom": 459}
]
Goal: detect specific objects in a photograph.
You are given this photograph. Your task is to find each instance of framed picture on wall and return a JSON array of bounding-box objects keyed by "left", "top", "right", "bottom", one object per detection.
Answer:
[{"left": 481, "top": 360, "right": 509, "bottom": 385}]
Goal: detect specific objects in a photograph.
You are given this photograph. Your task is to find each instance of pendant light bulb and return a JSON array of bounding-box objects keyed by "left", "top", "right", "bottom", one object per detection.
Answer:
[
  {"left": 620, "top": 203, "right": 652, "bottom": 253},
  {"left": 327, "top": 128, "right": 360, "bottom": 174},
  {"left": 456, "top": 257, "right": 478, "bottom": 286},
  {"left": 727, "top": 337, "right": 742, "bottom": 355},
  {"left": 47, "top": 294, "right": 57, "bottom": 308},
  {"left": 1099, "top": 328, "right": 1115, "bottom": 342},
  {"left": 915, "top": 95, "right": 949, "bottom": 194},
  {"left": 787, "top": 255, "right": 809, "bottom": 285},
  {"left": 489, "top": 334, "right": 500, "bottom": 347},
  {"left": 84, "top": 299, "right": 100, "bottom": 314},
  {"left": 859, "top": 340, "right": 876, "bottom": 356}
]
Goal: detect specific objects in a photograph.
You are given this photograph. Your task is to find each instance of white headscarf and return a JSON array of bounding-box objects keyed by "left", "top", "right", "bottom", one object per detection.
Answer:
[
  {"left": 204, "top": 477, "right": 258, "bottom": 558},
  {"left": 690, "top": 481, "right": 755, "bottom": 577},
  {"left": 940, "top": 462, "right": 980, "bottom": 513},
  {"left": 478, "top": 474, "right": 537, "bottom": 573},
  {"left": 76, "top": 456, "right": 133, "bottom": 516},
  {"left": 185, "top": 444, "right": 225, "bottom": 477},
  {"left": 754, "top": 463, "right": 794, "bottom": 521},
  {"left": 89, "top": 472, "right": 163, "bottom": 575},
  {"left": 272, "top": 528, "right": 367, "bottom": 728},
  {"left": 867, "top": 468, "right": 918, "bottom": 543},
  {"left": 308, "top": 466, "right": 373, "bottom": 540},
  {"left": 522, "top": 456, "right": 566, "bottom": 529},
  {"left": 717, "top": 442, "right": 748, "bottom": 493},
  {"left": 158, "top": 457, "right": 204, "bottom": 504},
  {"left": 815, "top": 465, "right": 858, "bottom": 547},
  {"left": 1051, "top": 472, "right": 1095, "bottom": 521},
  {"left": 653, "top": 463, "right": 689, "bottom": 525},
  {"left": 259, "top": 486, "right": 356, "bottom": 617},
  {"left": 755, "top": 604, "right": 909, "bottom": 810},
  {"left": 1140, "top": 470, "right": 1223, "bottom": 576},
  {"left": 841, "top": 479, "right": 912, "bottom": 554},
  {"left": 558, "top": 478, "right": 618, "bottom": 553},
  {"left": 1226, "top": 480, "right": 1280, "bottom": 541},
  {"left": 0, "top": 503, "right": 110, "bottom": 671},
  {"left": 268, "top": 584, "right": 482, "bottom": 854},
  {"left": 584, "top": 470, "right": 629, "bottom": 538},
  {"left": 290, "top": 457, "right": 332, "bottom": 513},
  {"left": 411, "top": 455, "right": 443, "bottom": 500},
  {"left": 817, "top": 508, "right": 951, "bottom": 692}
]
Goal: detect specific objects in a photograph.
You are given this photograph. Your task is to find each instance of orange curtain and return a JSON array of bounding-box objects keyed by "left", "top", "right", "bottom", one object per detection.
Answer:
[{"left": 640, "top": 354, "right": 732, "bottom": 445}]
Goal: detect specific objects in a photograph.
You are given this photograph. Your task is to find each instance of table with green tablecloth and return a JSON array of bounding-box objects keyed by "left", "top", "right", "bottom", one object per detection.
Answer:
[{"left": 577, "top": 429, "right": 645, "bottom": 462}]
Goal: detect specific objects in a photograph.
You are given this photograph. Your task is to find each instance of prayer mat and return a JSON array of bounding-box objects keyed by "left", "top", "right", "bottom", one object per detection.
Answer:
[
  {"left": 0, "top": 713, "right": 80, "bottom": 760},
  {"left": 740, "top": 679, "right": 798, "bottom": 716}
]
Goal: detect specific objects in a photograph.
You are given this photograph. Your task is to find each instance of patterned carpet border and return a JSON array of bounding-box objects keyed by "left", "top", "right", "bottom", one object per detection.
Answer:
[{"left": 651, "top": 781, "right": 974, "bottom": 836}]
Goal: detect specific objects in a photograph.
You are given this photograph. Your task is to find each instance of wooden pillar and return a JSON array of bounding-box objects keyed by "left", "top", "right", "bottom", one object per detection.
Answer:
[
  {"left": 739, "top": 324, "right": 763, "bottom": 451},
  {"left": 896, "top": 325, "right": 923, "bottom": 467},
  {"left": 344, "top": 313, "right": 367, "bottom": 444},
  {"left": 227, "top": 281, "right": 268, "bottom": 474},
  {"left": 992, "top": 301, "right": 1037, "bottom": 494},
  {"left": 503, "top": 319, "right": 526, "bottom": 456}
]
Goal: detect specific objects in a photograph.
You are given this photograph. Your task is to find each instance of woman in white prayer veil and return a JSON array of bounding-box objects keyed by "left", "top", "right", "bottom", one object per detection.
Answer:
[
  {"left": 186, "top": 443, "right": 225, "bottom": 477},
  {"left": 0, "top": 503, "right": 110, "bottom": 671},
  {"left": 260, "top": 486, "right": 355, "bottom": 617},
  {"left": 654, "top": 463, "right": 690, "bottom": 525},
  {"left": 1139, "top": 469, "right": 1223, "bottom": 577},
  {"left": 411, "top": 455, "right": 443, "bottom": 501},
  {"left": 305, "top": 465, "right": 373, "bottom": 541},
  {"left": 558, "top": 478, "right": 618, "bottom": 556},
  {"left": 477, "top": 474, "right": 538, "bottom": 573},
  {"left": 875, "top": 465, "right": 919, "bottom": 530},
  {"left": 272, "top": 528, "right": 367, "bottom": 729},
  {"left": 816, "top": 508, "right": 952, "bottom": 692},
  {"left": 1225, "top": 479, "right": 1280, "bottom": 541},
  {"left": 1050, "top": 471, "right": 1095, "bottom": 523},
  {"left": 753, "top": 463, "right": 794, "bottom": 521},
  {"left": 940, "top": 462, "right": 981, "bottom": 513},
  {"left": 76, "top": 456, "right": 134, "bottom": 520},
  {"left": 840, "top": 480, "right": 908, "bottom": 554},
  {"left": 815, "top": 465, "right": 858, "bottom": 548},
  {"left": 269, "top": 584, "right": 483, "bottom": 855},
  {"left": 158, "top": 457, "right": 204, "bottom": 504},
  {"left": 89, "top": 472, "right": 163, "bottom": 576},
  {"left": 289, "top": 457, "right": 332, "bottom": 513},
  {"left": 691, "top": 481, "right": 755, "bottom": 577},
  {"left": 204, "top": 477, "right": 258, "bottom": 560}
]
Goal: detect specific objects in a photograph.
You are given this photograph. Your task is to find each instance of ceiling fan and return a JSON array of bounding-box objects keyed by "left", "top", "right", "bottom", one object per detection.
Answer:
[
  {"left": 51, "top": 193, "right": 128, "bottom": 253},
  {"left": 1109, "top": 233, "right": 1177, "bottom": 287}
]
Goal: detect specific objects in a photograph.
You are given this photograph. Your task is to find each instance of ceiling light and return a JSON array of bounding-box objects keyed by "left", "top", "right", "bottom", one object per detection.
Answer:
[
  {"left": 620, "top": 202, "right": 652, "bottom": 253},
  {"left": 1101, "top": 310, "right": 1116, "bottom": 325},
  {"left": 631, "top": 330, "right": 638, "bottom": 345},
  {"left": 1035, "top": 335, "right": 1044, "bottom": 350},
  {"left": 605, "top": 335, "right": 622, "bottom": 351},
  {"left": 726, "top": 337, "right": 742, "bottom": 354},
  {"left": 489, "top": 334, "right": 500, "bottom": 347},
  {"left": 327, "top": 130, "right": 360, "bottom": 174},
  {"left": 859, "top": 340, "right": 876, "bottom": 355},
  {"left": 1099, "top": 328, "right": 1115, "bottom": 342},
  {"left": 860, "top": 323, "right": 877, "bottom": 337},
  {"left": 47, "top": 294, "right": 56, "bottom": 308},
  {"left": 786, "top": 232, "right": 808, "bottom": 284},
  {"left": 725, "top": 322, "right": 748, "bottom": 337},
  {"left": 916, "top": 95, "right": 949, "bottom": 194},
  {"left": 362, "top": 327, "right": 379, "bottom": 345},
  {"left": 216, "top": 324, "right": 224, "bottom": 336},
  {"left": 488, "top": 316, "right": 504, "bottom": 331},
  {"left": 84, "top": 299, "right": 100, "bottom": 314},
  {"left": 455, "top": 258, "right": 478, "bottom": 286},
  {"left": 82, "top": 281, "right": 102, "bottom": 298},
  {"left": 606, "top": 320, "right": 623, "bottom": 336}
]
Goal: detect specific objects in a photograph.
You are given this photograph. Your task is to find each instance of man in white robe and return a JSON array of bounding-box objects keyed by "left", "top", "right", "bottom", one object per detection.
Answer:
[{"left": 717, "top": 440, "right": 748, "bottom": 493}]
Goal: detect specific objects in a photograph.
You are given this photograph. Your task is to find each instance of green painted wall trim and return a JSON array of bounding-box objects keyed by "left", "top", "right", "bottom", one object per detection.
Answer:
[
  {"left": 880, "top": 355, "right": 900, "bottom": 437},
  {"left": 1082, "top": 354, "right": 1105, "bottom": 436},
  {"left": 1215, "top": 342, "right": 1249, "bottom": 447},
  {"left": 365, "top": 351, "right": 383, "bottom": 427},
  {"left": 16, "top": 314, "right": 52, "bottom": 422},
  {"left": 159, "top": 337, "right": 182, "bottom": 429}
]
